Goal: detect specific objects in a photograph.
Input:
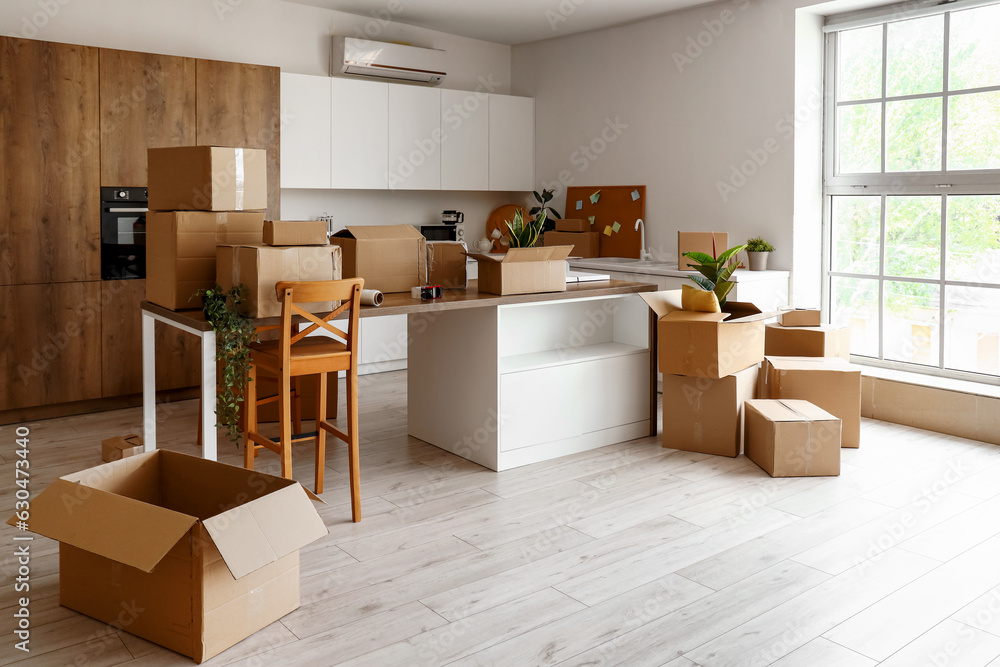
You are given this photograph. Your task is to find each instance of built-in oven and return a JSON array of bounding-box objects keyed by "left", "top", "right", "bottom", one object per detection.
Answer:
[{"left": 101, "top": 187, "right": 147, "bottom": 280}]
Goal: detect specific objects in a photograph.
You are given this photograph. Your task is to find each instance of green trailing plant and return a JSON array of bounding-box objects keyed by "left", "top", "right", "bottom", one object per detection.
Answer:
[
  {"left": 198, "top": 284, "right": 258, "bottom": 444},
  {"left": 746, "top": 236, "right": 775, "bottom": 253},
  {"left": 683, "top": 237, "right": 747, "bottom": 306},
  {"left": 504, "top": 208, "right": 547, "bottom": 248},
  {"left": 530, "top": 188, "right": 561, "bottom": 232}
]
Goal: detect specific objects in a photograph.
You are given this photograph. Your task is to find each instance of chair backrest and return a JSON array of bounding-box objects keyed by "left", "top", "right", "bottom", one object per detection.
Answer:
[{"left": 273, "top": 278, "right": 364, "bottom": 364}]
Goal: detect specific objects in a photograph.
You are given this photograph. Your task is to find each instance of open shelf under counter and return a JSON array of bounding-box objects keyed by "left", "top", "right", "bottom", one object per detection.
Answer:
[{"left": 500, "top": 341, "right": 648, "bottom": 375}]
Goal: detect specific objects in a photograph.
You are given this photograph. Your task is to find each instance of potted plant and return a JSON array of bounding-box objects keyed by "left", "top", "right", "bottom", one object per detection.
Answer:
[
  {"left": 530, "top": 188, "right": 562, "bottom": 233},
  {"left": 745, "top": 236, "right": 775, "bottom": 271},
  {"left": 683, "top": 240, "right": 747, "bottom": 307},
  {"left": 504, "top": 208, "right": 548, "bottom": 248},
  {"left": 199, "top": 283, "right": 258, "bottom": 444}
]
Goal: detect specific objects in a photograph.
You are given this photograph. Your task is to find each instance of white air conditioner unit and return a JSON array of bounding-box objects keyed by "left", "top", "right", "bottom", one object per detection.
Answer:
[{"left": 331, "top": 37, "right": 446, "bottom": 85}]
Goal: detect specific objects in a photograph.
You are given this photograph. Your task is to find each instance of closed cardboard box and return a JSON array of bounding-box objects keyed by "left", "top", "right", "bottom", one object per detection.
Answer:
[
  {"left": 330, "top": 225, "right": 426, "bottom": 294},
  {"left": 7, "top": 450, "right": 327, "bottom": 663},
  {"left": 745, "top": 399, "right": 842, "bottom": 477},
  {"left": 545, "top": 231, "right": 600, "bottom": 258},
  {"left": 758, "top": 356, "right": 862, "bottom": 448},
  {"left": 555, "top": 218, "right": 591, "bottom": 233},
  {"left": 100, "top": 434, "right": 144, "bottom": 462},
  {"left": 148, "top": 146, "right": 267, "bottom": 212},
  {"left": 678, "top": 231, "right": 729, "bottom": 270},
  {"left": 216, "top": 244, "right": 343, "bottom": 318},
  {"left": 765, "top": 323, "right": 851, "bottom": 360},
  {"left": 263, "top": 220, "right": 328, "bottom": 246},
  {"left": 640, "top": 290, "right": 773, "bottom": 379},
  {"left": 468, "top": 246, "right": 572, "bottom": 295},
  {"left": 146, "top": 210, "right": 265, "bottom": 310},
  {"left": 661, "top": 365, "right": 758, "bottom": 457},
  {"left": 426, "top": 241, "right": 468, "bottom": 289},
  {"left": 778, "top": 308, "right": 822, "bottom": 327}
]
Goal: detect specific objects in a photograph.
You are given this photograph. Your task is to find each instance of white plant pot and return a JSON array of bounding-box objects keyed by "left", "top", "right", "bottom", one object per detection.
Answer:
[{"left": 747, "top": 251, "right": 770, "bottom": 271}]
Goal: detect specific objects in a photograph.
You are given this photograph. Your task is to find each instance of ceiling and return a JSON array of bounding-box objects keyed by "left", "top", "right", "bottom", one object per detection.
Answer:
[{"left": 284, "top": 0, "right": 718, "bottom": 45}]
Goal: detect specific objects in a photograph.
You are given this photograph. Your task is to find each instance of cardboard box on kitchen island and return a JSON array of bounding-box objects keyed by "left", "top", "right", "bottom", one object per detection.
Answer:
[
  {"left": 263, "top": 220, "right": 328, "bottom": 246},
  {"left": 6, "top": 450, "right": 327, "bottom": 663},
  {"left": 329, "top": 225, "right": 426, "bottom": 294},
  {"left": 426, "top": 241, "right": 468, "bottom": 289},
  {"left": 467, "top": 246, "right": 573, "bottom": 295},
  {"left": 148, "top": 146, "right": 267, "bottom": 212}
]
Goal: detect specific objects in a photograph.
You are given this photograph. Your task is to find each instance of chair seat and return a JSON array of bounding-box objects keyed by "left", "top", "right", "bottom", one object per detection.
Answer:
[{"left": 251, "top": 338, "right": 351, "bottom": 374}]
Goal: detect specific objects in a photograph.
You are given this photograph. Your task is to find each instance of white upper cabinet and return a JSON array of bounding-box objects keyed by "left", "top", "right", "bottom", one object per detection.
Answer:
[
  {"left": 388, "top": 85, "right": 441, "bottom": 190},
  {"left": 280, "top": 73, "right": 332, "bottom": 189},
  {"left": 331, "top": 77, "right": 388, "bottom": 189},
  {"left": 440, "top": 89, "right": 489, "bottom": 191},
  {"left": 488, "top": 94, "right": 534, "bottom": 192}
]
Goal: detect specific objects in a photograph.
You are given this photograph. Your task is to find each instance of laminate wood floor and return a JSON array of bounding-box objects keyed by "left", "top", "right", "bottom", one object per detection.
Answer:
[{"left": 2, "top": 370, "right": 1000, "bottom": 666}]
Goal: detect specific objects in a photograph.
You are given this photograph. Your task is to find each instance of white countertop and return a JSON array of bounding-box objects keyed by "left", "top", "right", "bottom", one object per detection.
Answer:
[{"left": 568, "top": 257, "right": 788, "bottom": 282}]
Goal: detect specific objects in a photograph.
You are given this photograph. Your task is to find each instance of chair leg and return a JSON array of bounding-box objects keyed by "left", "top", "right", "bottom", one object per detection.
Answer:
[
  {"left": 347, "top": 368, "right": 361, "bottom": 523},
  {"left": 243, "top": 364, "right": 257, "bottom": 471},
  {"left": 279, "top": 370, "right": 293, "bottom": 480},
  {"left": 291, "top": 377, "right": 303, "bottom": 436},
  {"left": 331, "top": 372, "right": 339, "bottom": 420},
  {"left": 315, "top": 372, "right": 327, "bottom": 495}
]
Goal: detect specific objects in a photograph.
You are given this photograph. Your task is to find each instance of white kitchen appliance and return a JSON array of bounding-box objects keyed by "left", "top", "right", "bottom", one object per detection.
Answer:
[{"left": 332, "top": 37, "right": 447, "bottom": 85}]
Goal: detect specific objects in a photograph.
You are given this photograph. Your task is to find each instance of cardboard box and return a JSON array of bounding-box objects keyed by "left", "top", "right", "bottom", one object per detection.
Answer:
[
  {"left": 467, "top": 246, "right": 573, "bottom": 296},
  {"left": 146, "top": 211, "right": 265, "bottom": 310},
  {"left": 329, "top": 225, "right": 426, "bottom": 294},
  {"left": 640, "top": 290, "right": 773, "bottom": 379},
  {"left": 217, "top": 244, "right": 343, "bottom": 318},
  {"left": 778, "top": 308, "right": 822, "bottom": 327},
  {"left": 765, "top": 323, "right": 851, "bottom": 360},
  {"left": 426, "top": 241, "right": 468, "bottom": 289},
  {"left": 555, "top": 218, "right": 591, "bottom": 233},
  {"left": 148, "top": 146, "right": 267, "bottom": 212},
  {"left": 661, "top": 365, "right": 758, "bottom": 457},
  {"left": 7, "top": 450, "right": 327, "bottom": 663},
  {"left": 758, "top": 356, "right": 862, "bottom": 448},
  {"left": 544, "top": 231, "right": 600, "bottom": 258},
  {"left": 745, "top": 399, "right": 842, "bottom": 477},
  {"left": 678, "top": 231, "right": 729, "bottom": 270},
  {"left": 100, "top": 434, "right": 144, "bottom": 462},
  {"left": 263, "top": 220, "right": 328, "bottom": 246}
]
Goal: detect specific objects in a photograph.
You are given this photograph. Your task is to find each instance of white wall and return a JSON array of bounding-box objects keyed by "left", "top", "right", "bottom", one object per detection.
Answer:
[
  {"left": 1, "top": 0, "right": 519, "bottom": 242},
  {"left": 512, "top": 0, "right": 831, "bottom": 304}
]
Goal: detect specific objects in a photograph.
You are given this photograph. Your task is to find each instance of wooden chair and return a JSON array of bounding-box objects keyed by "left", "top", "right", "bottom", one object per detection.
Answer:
[{"left": 243, "top": 278, "right": 364, "bottom": 522}]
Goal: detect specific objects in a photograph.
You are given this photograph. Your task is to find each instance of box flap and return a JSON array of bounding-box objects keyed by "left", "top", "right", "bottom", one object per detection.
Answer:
[
  {"left": 664, "top": 310, "right": 730, "bottom": 324},
  {"left": 779, "top": 399, "right": 837, "bottom": 421},
  {"left": 344, "top": 225, "right": 424, "bottom": 241},
  {"left": 502, "top": 247, "right": 555, "bottom": 263},
  {"left": 14, "top": 479, "right": 196, "bottom": 573},
  {"left": 202, "top": 483, "right": 328, "bottom": 580},
  {"left": 638, "top": 290, "right": 683, "bottom": 318},
  {"left": 464, "top": 252, "right": 505, "bottom": 263},
  {"left": 543, "top": 245, "right": 573, "bottom": 261},
  {"left": 750, "top": 399, "right": 837, "bottom": 422},
  {"left": 721, "top": 300, "right": 776, "bottom": 323}
]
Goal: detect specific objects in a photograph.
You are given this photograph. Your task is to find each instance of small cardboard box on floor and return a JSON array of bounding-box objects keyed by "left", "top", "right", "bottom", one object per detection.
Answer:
[
  {"left": 6, "top": 450, "right": 327, "bottom": 663},
  {"left": 765, "top": 323, "right": 851, "bottom": 360},
  {"left": 426, "top": 241, "right": 468, "bottom": 289},
  {"left": 329, "top": 225, "right": 426, "bottom": 293},
  {"left": 758, "top": 356, "right": 862, "bottom": 447},
  {"left": 639, "top": 290, "right": 773, "bottom": 379},
  {"left": 467, "top": 246, "right": 573, "bottom": 295},
  {"left": 101, "top": 434, "right": 144, "bottom": 462},
  {"left": 263, "top": 220, "right": 328, "bottom": 246},
  {"left": 745, "top": 399, "right": 842, "bottom": 477},
  {"left": 544, "top": 230, "right": 600, "bottom": 258},
  {"left": 661, "top": 365, "right": 758, "bottom": 456},
  {"left": 217, "top": 244, "right": 343, "bottom": 318},
  {"left": 148, "top": 146, "right": 268, "bottom": 212}
]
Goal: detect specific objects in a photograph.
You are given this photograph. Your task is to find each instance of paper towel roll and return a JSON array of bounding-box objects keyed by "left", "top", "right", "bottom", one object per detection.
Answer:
[{"left": 360, "top": 289, "right": 383, "bottom": 307}]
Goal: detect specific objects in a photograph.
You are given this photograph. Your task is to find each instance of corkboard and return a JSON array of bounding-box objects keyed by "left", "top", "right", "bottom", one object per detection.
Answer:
[{"left": 564, "top": 185, "right": 645, "bottom": 259}]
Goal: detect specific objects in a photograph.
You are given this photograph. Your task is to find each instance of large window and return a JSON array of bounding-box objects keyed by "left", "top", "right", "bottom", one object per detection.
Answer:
[{"left": 824, "top": 1, "right": 1000, "bottom": 381}]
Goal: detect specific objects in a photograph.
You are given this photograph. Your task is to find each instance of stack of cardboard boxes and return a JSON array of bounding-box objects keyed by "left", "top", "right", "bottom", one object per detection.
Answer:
[{"left": 544, "top": 219, "right": 601, "bottom": 258}]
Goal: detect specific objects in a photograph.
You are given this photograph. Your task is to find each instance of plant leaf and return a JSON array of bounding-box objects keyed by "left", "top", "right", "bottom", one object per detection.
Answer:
[
  {"left": 683, "top": 251, "right": 716, "bottom": 264},
  {"left": 533, "top": 191, "right": 543, "bottom": 204},
  {"left": 689, "top": 275, "right": 715, "bottom": 291}
]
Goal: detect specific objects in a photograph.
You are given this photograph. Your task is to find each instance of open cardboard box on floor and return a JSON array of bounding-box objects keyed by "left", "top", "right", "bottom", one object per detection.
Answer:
[
  {"left": 329, "top": 225, "right": 426, "bottom": 294},
  {"left": 765, "top": 323, "right": 850, "bottom": 360},
  {"left": 640, "top": 290, "right": 774, "bottom": 379},
  {"left": 467, "top": 246, "right": 573, "bottom": 295},
  {"left": 745, "top": 399, "right": 842, "bottom": 477},
  {"left": 7, "top": 450, "right": 327, "bottom": 663},
  {"left": 661, "top": 364, "right": 758, "bottom": 456}
]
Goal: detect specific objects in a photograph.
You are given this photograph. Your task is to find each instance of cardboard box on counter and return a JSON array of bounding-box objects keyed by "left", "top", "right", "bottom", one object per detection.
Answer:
[
  {"left": 467, "top": 246, "right": 573, "bottom": 296},
  {"left": 146, "top": 210, "right": 265, "bottom": 310},
  {"left": 329, "top": 225, "right": 426, "bottom": 294},
  {"left": 6, "top": 450, "right": 327, "bottom": 664},
  {"left": 555, "top": 218, "right": 592, "bottom": 233},
  {"left": 758, "top": 356, "right": 862, "bottom": 448},
  {"left": 640, "top": 290, "right": 774, "bottom": 379},
  {"left": 148, "top": 146, "right": 267, "bottom": 212},
  {"left": 661, "top": 365, "right": 758, "bottom": 457},
  {"left": 100, "top": 434, "right": 144, "bottom": 462},
  {"left": 745, "top": 399, "right": 842, "bottom": 477},
  {"left": 426, "top": 241, "right": 468, "bottom": 289},
  {"left": 678, "top": 231, "right": 729, "bottom": 270},
  {"left": 544, "top": 230, "right": 600, "bottom": 258},
  {"left": 778, "top": 308, "right": 822, "bottom": 327},
  {"left": 765, "top": 323, "right": 851, "bottom": 360},
  {"left": 263, "top": 220, "right": 328, "bottom": 246},
  {"left": 217, "top": 244, "right": 343, "bottom": 318}
]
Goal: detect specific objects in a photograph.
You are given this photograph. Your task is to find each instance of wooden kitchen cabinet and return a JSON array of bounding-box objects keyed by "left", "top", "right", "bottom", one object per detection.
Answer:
[
  {"left": 0, "top": 37, "right": 101, "bottom": 286},
  {"left": 0, "top": 282, "right": 103, "bottom": 410},
  {"left": 195, "top": 58, "right": 281, "bottom": 219},
  {"left": 441, "top": 89, "right": 489, "bottom": 190},
  {"left": 488, "top": 94, "right": 534, "bottom": 191},
  {"left": 331, "top": 77, "right": 389, "bottom": 189},
  {"left": 99, "top": 49, "right": 196, "bottom": 187},
  {"left": 280, "top": 72, "right": 332, "bottom": 189},
  {"left": 388, "top": 85, "right": 441, "bottom": 190}
]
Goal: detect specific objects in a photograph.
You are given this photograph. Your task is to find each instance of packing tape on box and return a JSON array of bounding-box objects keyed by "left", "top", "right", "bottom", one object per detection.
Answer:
[
  {"left": 234, "top": 147, "right": 245, "bottom": 211},
  {"left": 360, "top": 289, "right": 383, "bottom": 307}
]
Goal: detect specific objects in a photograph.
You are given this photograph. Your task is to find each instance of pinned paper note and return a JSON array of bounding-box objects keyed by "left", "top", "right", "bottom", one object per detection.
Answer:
[
  {"left": 590, "top": 190, "right": 601, "bottom": 204},
  {"left": 603, "top": 225, "right": 612, "bottom": 236},
  {"left": 612, "top": 221, "right": 621, "bottom": 233},
  {"left": 631, "top": 189, "right": 640, "bottom": 201},
  {"left": 576, "top": 200, "right": 583, "bottom": 210},
  {"left": 587, "top": 216, "right": 595, "bottom": 225}
]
